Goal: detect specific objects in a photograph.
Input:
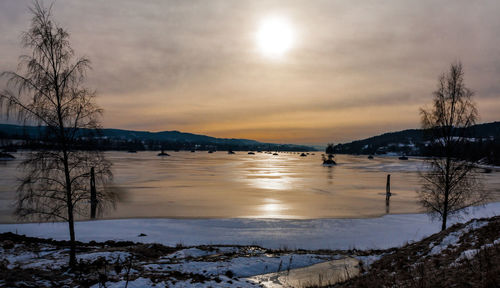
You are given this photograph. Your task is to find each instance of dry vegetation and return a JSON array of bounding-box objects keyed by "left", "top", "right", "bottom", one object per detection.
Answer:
[{"left": 326, "top": 216, "right": 500, "bottom": 288}]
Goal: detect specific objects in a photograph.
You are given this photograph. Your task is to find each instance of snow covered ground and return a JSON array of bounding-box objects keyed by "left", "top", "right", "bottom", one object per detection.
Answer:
[
  {"left": 1, "top": 241, "right": 343, "bottom": 288},
  {"left": 1, "top": 202, "right": 499, "bottom": 251},
  {"left": 2, "top": 203, "right": 500, "bottom": 287}
]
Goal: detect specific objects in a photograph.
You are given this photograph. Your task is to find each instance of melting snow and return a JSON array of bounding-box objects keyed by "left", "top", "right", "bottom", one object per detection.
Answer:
[{"left": 428, "top": 220, "right": 489, "bottom": 256}]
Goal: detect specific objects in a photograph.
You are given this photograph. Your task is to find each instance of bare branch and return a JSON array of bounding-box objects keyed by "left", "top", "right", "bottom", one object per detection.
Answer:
[{"left": 419, "top": 62, "right": 488, "bottom": 231}]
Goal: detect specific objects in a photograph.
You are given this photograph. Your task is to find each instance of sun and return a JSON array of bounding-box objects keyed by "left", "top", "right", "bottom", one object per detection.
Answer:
[{"left": 256, "top": 16, "right": 294, "bottom": 59}]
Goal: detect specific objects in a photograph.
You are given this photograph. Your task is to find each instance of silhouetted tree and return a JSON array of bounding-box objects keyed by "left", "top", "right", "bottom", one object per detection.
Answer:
[
  {"left": 325, "top": 143, "right": 334, "bottom": 155},
  {"left": 0, "top": 1, "right": 117, "bottom": 267},
  {"left": 323, "top": 143, "right": 336, "bottom": 165},
  {"left": 418, "top": 62, "right": 488, "bottom": 231}
]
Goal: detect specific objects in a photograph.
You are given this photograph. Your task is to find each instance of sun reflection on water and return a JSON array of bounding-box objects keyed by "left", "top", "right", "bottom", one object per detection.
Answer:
[
  {"left": 245, "top": 157, "right": 296, "bottom": 191},
  {"left": 249, "top": 175, "right": 292, "bottom": 190},
  {"left": 258, "top": 198, "right": 289, "bottom": 218}
]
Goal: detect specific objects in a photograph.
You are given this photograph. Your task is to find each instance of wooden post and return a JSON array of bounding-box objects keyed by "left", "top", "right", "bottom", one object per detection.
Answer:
[
  {"left": 90, "top": 167, "right": 97, "bottom": 219},
  {"left": 385, "top": 174, "right": 391, "bottom": 213},
  {"left": 386, "top": 174, "right": 391, "bottom": 200}
]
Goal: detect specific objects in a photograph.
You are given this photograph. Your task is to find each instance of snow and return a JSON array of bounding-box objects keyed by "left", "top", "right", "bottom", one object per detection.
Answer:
[
  {"left": 166, "top": 276, "right": 256, "bottom": 288},
  {"left": 456, "top": 249, "right": 479, "bottom": 261},
  {"left": 2, "top": 242, "right": 332, "bottom": 288},
  {"left": 475, "top": 163, "right": 500, "bottom": 171},
  {"left": 428, "top": 220, "right": 489, "bottom": 256},
  {"left": 355, "top": 254, "right": 385, "bottom": 268},
  {"left": 3, "top": 246, "right": 67, "bottom": 269},
  {"left": 157, "top": 253, "right": 332, "bottom": 278},
  {"left": 6, "top": 251, "right": 44, "bottom": 268},
  {"left": 454, "top": 237, "right": 500, "bottom": 263},
  {"left": 429, "top": 235, "right": 459, "bottom": 255},
  {"left": 90, "top": 277, "right": 163, "bottom": 288},
  {"left": 1, "top": 202, "right": 499, "bottom": 251},
  {"left": 77, "top": 251, "right": 131, "bottom": 262},
  {"left": 3, "top": 209, "right": 500, "bottom": 288},
  {"left": 140, "top": 246, "right": 339, "bottom": 280},
  {"left": 165, "top": 247, "right": 218, "bottom": 259}
]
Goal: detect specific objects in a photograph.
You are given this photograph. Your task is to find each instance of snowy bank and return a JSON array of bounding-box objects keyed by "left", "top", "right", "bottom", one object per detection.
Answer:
[{"left": 1, "top": 202, "right": 499, "bottom": 250}]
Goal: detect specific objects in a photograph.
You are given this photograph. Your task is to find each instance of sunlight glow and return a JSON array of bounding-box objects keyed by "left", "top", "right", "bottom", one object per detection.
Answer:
[
  {"left": 258, "top": 198, "right": 288, "bottom": 218},
  {"left": 256, "top": 16, "right": 294, "bottom": 59}
]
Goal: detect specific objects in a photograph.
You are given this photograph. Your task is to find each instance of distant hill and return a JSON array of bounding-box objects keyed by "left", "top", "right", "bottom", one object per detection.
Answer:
[
  {"left": 334, "top": 121, "right": 500, "bottom": 160},
  {"left": 0, "top": 124, "right": 315, "bottom": 151}
]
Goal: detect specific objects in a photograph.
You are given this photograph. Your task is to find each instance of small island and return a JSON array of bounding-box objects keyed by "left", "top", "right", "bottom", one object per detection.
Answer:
[
  {"left": 158, "top": 149, "right": 170, "bottom": 156},
  {"left": 322, "top": 143, "right": 336, "bottom": 166}
]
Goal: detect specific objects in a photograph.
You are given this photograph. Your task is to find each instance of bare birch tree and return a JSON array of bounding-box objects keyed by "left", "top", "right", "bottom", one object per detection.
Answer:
[
  {"left": 0, "top": 1, "right": 117, "bottom": 267},
  {"left": 419, "top": 62, "right": 488, "bottom": 231}
]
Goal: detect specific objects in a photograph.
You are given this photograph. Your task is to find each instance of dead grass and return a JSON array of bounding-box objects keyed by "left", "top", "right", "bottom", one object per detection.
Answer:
[{"left": 321, "top": 216, "right": 500, "bottom": 288}]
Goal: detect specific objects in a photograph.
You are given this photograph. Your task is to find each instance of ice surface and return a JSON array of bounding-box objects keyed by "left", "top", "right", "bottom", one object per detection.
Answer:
[{"left": 1, "top": 202, "right": 499, "bottom": 251}]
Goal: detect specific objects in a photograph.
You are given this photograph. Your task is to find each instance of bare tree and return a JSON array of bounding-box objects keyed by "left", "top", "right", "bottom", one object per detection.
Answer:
[
  {"left": 419, "top": 62, "right": 488, "bottom": 231},
  {"left": 0, "top": 1, "right": 117, "bottom": 267}
]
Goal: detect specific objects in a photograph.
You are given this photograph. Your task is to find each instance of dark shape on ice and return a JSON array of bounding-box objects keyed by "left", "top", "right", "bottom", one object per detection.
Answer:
[
  {"left": 158, "top": 149, "right": 170, "bottom": 156},
  {"left": 2, "top": 147, "right": 17, "bottom": 153},
  {"left": 0, "top": 152, "right": 16, "bottom": 160},
  {"left": 322, "top": 143, "right": 337, "bottom": 166}
]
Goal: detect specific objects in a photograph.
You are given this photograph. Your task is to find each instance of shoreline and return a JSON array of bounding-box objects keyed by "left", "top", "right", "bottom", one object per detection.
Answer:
[
  {"left": 1, "top": 202, "right": 499, "bottom": 251},
  {"left": 0, "top": 209, "right": 428, "bottom": 225},
  {"left": 3, "top": 200, "right": 500, "bottom": 225}
]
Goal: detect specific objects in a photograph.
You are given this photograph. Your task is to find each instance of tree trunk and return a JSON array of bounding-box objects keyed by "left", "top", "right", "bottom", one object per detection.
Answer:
[
  {"left": 63, "top": 150, "right": 77, "bottom": 267},
  {"left": 90, "top": 167, "right": 97, "bottom": 219},
  {"left": 54, "top": 71, "right": 77, "bottom": 267},
  {"left": 441, "top": 211, "right": 447, "bottom": 231},
  {"left": 67, "top": 205, "right": 76, "bottom": 267},
  {"left": 442, "top": 185, "right": 449, "bottom": 231},
  {"left": 442, "top": 157, "right": 451, "bottom": 231}
]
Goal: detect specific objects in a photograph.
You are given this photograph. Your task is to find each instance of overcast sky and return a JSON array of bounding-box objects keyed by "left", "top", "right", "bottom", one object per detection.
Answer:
[{"left": 1, "top": 0, "right": 499, "bottom": 144}]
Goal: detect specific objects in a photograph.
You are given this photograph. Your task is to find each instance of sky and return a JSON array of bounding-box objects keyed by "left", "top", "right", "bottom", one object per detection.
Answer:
[{"left": 1, "top": 0, "right": 499, "bottom": 145}]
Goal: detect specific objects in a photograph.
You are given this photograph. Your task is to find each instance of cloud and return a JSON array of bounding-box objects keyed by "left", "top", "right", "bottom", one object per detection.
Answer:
[{"left": 1, "top": 0, "right": 500, "bottom": 144}]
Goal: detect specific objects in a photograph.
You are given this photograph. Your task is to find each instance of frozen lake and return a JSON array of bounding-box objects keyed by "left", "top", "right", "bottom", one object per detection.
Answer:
[{"left": 1, "top": 151, "right": 499, "bottom": 222}]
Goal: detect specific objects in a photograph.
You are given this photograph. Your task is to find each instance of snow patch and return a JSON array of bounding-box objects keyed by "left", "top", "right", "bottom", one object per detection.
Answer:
[
  {"left": 77, "top": 251, "right": 131, "bottom": 262},
  {"left": 428, "top": 220, "right": 488, "bottom": 256}
]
